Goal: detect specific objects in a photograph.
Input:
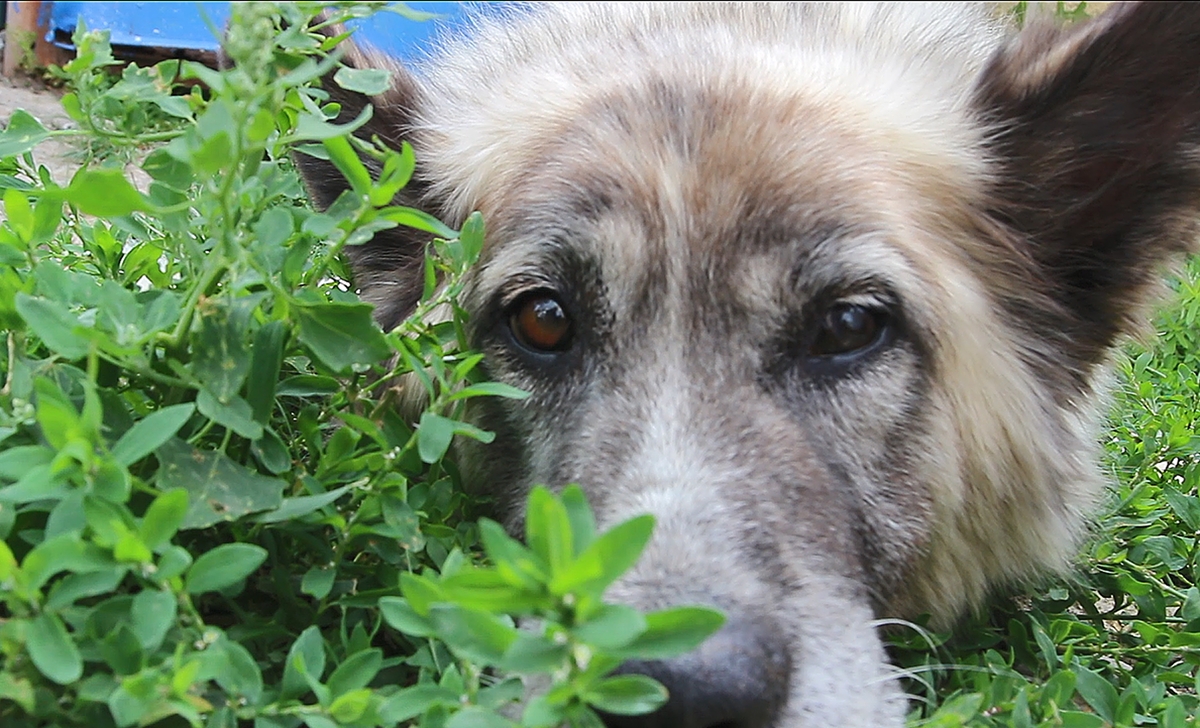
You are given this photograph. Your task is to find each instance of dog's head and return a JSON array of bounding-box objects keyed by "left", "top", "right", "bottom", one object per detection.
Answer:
[{"left": 298, "top": 4, "right": 1200, "bottom": 726}]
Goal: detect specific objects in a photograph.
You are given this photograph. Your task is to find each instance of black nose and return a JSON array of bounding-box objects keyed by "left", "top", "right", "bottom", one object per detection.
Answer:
[{"left": 599, "top": 619, "right": 791, "bottom": 728}]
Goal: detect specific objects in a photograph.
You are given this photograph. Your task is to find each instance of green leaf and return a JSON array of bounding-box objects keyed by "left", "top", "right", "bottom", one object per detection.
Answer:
[
  {"left": 253, "top": 208, "right": 295, "bottom": 250},
  {"left": 214, "top": 637, "right": 264, "bottom": 703},
  {"left": 191, "top": 299, "right": 254, "bottom": 401},
  {"left": 1163, "top": 487, "right": 1200, "bottom": 531},
  {"left": 327, "top": 648, "right": 382, "bottom": 698},
  {"left": 379, "top": 205, "right": 458, "bottom": 239},
  {"left": 155, "top": 546, "right": 192, "bottom": 582},
  {"left": 192, "top": 130, "right": 233, "bottom": 175},
  {"left": 130, "top": 589, "right": 176, "bottom": 651},
  {"left": 334, "top": 66, "right": 393, "bottom": 95},
  {"left": 0, "top": 673, "right": 36, "bottom": 714},
  {"left": 400, "top": 572, "right": 444, "bottom": 616},
  {"left": 379, "top": 684, "right": 460, "bottom": 723},
  {"left": 379, "top": 597, "right": 436, "bottom": 638},
  {"left": 1160, "top": 697, "right": 1189, "bottom": 728},
  {"left": 45, "top": 568, "right": 125, "bottom": 609},
  {"left": 15, "top": 293, "right": 90, "bottom": 359},
  {"left": 0, "top": 463, "right": 68, "bottom": 504},
  {"left": 428, "top": 604, "right": 518, "bottom": 665},
  {"left": 379, "top": 492, "right": 424, "bottom": 548},
  {"left": 458, "top": 211, "right": 485, "bottom": 264},
  {"left": 246, "top": 320, "right": 286, "bottom": 424},
  {"left": 526, "top": 486, "right": 573, "bottom": 578},
  {"left": 138, "top": 488, "right": 189, "bottom": 550},
  {"left": 439, "top": 568, "right": 545, "bottom": 613},
  {"left": 445, "top": 707, "right": 519, "bottom": 728},
  {"left": 478, "top": 518, "right": 548, "bottom": 588},
  {"left": 281, "top": 626, "right": 327, "bottom": 701},
  {"left": 1073, "top": 666, "right": 1118, "bottom": 725},
  {"left": 287, "top": 103, "right": 373, "bottom": 142},
  {"left": 110, "top": 403, "right": 195, "bottom": 466},
  {"left": 184, "top": 542, "right": 267, "bottom": 594},
  {"left": 323, "top": 135, "right": 372, "bottom": 196},
  {"left": 371, "top": 142, "right": 416, "bottom": 206},
  {"left": 329, "top": 688, "right": 373, "bottom": 723},
  {"left": 251, "top": 484, "right": 351, "bottom": 523},
  {"left": 610, "top": 606, "right": 725, "bottom": 661},
  {"left": 301, "top": 565, "right": 335, "bottom": 599},
  {"left": 561, "top": 485, "right": 597, "bottom": 555},
  {"left": 21, "top": 532, "right": 113, "bottom": 590},
  {"left": 277, "top": 375, "right": 341, "bottom": 397},
  {"left": 0, "top": 445, "right": 54, "bottom": 481},
  {"left": 449, "top": 381, "right": 531, "bottom": 402},
  {"left": 584, "top": 675, "right": 667, "bottom": 716},
  {"left": 499, "top": 632, "right": 570, "bottom": 673},
  {"left": 1056, "top": 711, "right": 1105, "bottom": 728},
  {"left": 293, "top": 300, "right": 391, "bottom": 372},
  {"left": 417, "top": 412, "right": 457, "bottom": 464},
  {"left": 29, "top": 195, "right": 62, "bottom": 244},
  {"left": 550, "top": 514, "right": 655, "bottom": 597},
  {"left": 64, "top": 168, "right": 155, "bottom": 216},
  {"left": 155, "top": 438, "right": 285, "bottom": 528},
  {"left": 27, "top": 612, "right": 84, "bottom": 685},
  {"left": 251, "top": 426, "right": 291, "bottom": 475},
  {"left": 0, "top": 110, "right": 50, "bottom": 157},
  {"left": 1183, "top": 587, "right": 1200, "bottom": 622},
  {"left": 928, "top": 692, "right": 985, "bottom": 723},
  {"left": 4, "top": 188, "right": 33, "bottom": 240},
  {"left": 196, "top": 388, "right": 263, "bottom": 440},
  {"left": 573, "top": 604, "right": 647, "bottom": 650},
  {"left": 142, "top": 148, "right": 194, "bottom": 191}
]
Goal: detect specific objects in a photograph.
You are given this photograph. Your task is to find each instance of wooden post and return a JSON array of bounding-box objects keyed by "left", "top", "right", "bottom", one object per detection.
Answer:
[{"left": 3, "top": 2, "right": 70, "bottom": 77}]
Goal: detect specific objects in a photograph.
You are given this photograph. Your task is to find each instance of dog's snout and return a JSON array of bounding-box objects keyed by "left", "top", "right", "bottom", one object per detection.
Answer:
[{"left": 599, "top": 619, "right": 791, "bottom": 728}]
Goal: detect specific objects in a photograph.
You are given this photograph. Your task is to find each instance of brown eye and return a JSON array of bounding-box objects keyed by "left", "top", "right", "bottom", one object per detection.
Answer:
[
  {"left": 809, "top": 303, "right": 885, "bottom": 357},
  {"left": 510, "top": 294, "right": 573, "bottom": 352}
]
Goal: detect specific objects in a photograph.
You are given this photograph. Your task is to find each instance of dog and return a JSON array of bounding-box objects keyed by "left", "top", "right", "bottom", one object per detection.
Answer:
[{"left": 295, "top": 3, "right": 1200, "bottom": 726}]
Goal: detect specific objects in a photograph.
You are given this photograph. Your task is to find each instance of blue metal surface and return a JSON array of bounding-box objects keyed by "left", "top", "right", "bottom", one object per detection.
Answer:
[
  {"left": 48, "top": 2, "right": 232, "bottom": 51},
  {"left": 44, "top": 2, "right": 496, "bottom": 60}
]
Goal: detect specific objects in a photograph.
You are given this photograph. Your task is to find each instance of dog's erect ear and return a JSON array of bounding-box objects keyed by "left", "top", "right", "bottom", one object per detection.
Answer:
[
  {"left": 296, "top": 41, "right": 433, "bottom": 330},
  {"left": 976, "top": 3, "right": 1200, "bottom": 369}
]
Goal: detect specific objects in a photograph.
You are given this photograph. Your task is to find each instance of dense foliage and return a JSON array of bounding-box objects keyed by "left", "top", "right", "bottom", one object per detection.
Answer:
[{"left": 0, "top": 5, "right": 720, "bottom": 727}]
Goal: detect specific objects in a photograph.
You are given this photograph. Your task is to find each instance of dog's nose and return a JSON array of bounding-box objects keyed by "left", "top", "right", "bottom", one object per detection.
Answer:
[{"left": 599, "top": 619, "right": 791, "bottom": 728}]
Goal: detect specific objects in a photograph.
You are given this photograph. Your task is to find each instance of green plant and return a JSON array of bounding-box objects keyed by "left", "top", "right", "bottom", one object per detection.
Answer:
[{"left": 0, "top": 4, "right": 720, "bottom": 727}]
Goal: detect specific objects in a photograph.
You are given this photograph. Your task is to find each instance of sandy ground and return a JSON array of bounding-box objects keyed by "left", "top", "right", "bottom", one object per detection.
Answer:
[{"left": 0, "top": 65, "right": 83, "bottom": 186}]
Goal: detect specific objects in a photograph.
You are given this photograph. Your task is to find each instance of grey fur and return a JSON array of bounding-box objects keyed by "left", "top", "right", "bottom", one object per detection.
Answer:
[{"left": 296, "top": 4, "right": 1200, "bottom": 725}]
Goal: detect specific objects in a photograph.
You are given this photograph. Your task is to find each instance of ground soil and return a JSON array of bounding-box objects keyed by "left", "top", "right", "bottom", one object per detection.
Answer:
[{"left": 0, "top": 64, "right": 82, "bottom": 186}]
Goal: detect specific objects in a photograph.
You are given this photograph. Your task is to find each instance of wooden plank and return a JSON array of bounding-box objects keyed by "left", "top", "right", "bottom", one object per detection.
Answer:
[{"left": 3, "top": 2, "right": 71, "bottom": 77}]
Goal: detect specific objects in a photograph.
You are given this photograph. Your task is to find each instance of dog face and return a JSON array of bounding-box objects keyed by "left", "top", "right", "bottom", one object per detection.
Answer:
[{"left": 298, "top": 4, "right": 1200, "bottom": 726}]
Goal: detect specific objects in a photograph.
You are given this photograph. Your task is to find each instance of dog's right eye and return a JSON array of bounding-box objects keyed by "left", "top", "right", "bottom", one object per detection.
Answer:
[
  {"left": 509, "top": 294, "right": 573, "bottom": 353},
  {"left": 808, "top": 303, "right": 890, "bottom": 358}
]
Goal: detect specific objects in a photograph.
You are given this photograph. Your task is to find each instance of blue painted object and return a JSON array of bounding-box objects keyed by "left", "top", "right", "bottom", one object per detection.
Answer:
[{"left": 45, "top": 2, "right": 495, "bottom": 60}]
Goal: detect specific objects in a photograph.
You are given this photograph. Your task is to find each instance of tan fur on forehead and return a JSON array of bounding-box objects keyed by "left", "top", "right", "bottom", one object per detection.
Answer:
[{"left": 409, "top": 3, "right": 1004, "bottom": 224}]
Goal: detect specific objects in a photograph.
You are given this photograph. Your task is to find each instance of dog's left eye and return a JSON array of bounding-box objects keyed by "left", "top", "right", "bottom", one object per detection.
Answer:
[
  {"left": 509, "top": 293, "right": 573, "bottom": 353},
  {"left": 809, "top": 303, "right": 888, "bottom": 357}
]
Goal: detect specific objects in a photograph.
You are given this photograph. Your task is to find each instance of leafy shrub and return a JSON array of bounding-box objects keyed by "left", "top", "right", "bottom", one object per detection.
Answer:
[{"left": 0, "top": 5, "right": 720, "bottom": 727}]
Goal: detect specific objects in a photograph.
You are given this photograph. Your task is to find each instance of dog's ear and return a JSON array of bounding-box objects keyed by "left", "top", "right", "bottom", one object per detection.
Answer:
[
  {"left": 975, "top": 3, "right": 1200, "bottom": 369},
  {"left": 296, "top": 41, "right": 433, "bottom": 330}
]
